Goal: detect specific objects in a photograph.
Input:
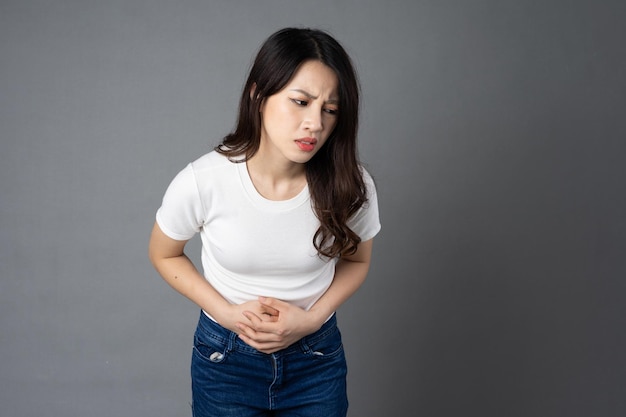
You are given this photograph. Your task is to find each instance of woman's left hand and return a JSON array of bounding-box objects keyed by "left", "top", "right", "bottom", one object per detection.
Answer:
[{"left": 235, "top": 297, "right": 323, "bottom": 354}]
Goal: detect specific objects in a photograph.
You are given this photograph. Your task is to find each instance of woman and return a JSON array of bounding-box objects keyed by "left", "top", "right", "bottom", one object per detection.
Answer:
[{"left": 149, "top": 27, "right": 380, "bottom": 417}]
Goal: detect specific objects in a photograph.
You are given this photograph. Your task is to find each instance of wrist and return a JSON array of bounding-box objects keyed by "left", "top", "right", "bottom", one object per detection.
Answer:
[
  {"left": 203, "top": 300, "right": 235, "bottom": 327},
  {"left": 307, "top": 306, "right": 332, "bottom": 330}
]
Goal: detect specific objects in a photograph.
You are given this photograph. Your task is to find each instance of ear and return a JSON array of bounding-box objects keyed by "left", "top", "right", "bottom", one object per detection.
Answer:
[{"left": 250, "top": 83, "right": 265, "bottom": 113}]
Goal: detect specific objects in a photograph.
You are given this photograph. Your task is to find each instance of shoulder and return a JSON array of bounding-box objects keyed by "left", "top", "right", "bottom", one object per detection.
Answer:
[
  {"left": 165, "top": 151, "right": 235, "bottom": 194},
  {"left": 190, "top": 150, "right": 233, "bottom": 172},
  {"left": 347, "top": 164, "right": 381, "bottom": 240},
  {"left": 359, "top": 165, "right": 378, "bottom": 195},
  {"left": 360, "top": 165, "right": 374, "bottom": 182},
  {"left": 187, "top": 150, "right": 242, "bottom": 181}
]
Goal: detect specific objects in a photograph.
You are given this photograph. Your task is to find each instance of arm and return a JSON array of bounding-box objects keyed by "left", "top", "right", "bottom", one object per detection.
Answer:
[
  {"left": 237, "top": 238, "right": 374, "bottom": 353},
  {"left": 148, "top": 222, "right": 277, "bottom": 333},
  {"left": 309, "top": 238, "right": 374, "bottom": 323}
]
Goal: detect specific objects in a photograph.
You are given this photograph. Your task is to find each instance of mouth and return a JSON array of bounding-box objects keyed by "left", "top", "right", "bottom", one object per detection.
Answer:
[{"left": 295, "top": 137, "right": 318, "bottom": 152}]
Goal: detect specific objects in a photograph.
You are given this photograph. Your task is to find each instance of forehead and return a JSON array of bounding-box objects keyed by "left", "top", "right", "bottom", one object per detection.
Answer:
[{"left": 284, "top": 60, "right": 338, "bottom": 96}]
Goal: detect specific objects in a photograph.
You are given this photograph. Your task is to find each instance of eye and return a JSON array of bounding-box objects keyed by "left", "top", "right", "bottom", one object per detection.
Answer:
[
  {"left": 324, "top": 107, "right": 339, "bottom": 115},
  {"left": 291, "top": 99, "right": 308, "bottom": 106}
]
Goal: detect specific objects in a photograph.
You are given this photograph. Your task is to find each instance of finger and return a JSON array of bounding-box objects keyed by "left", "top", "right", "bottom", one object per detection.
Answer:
[
  {"left": 243, "top": 311, "right": 284, "bottom": 334},
  {"left": 259, "top": 303, "right": 280, "bottom": 316},
  {"left": 237, "top": 324, "right": 281, "bottom": 346},
  {"left": 237, "top": 318, "right": 278, "bottom": 339},
  {"left": 258, "top": 296, "right": 290, "bottom": 311},
  {"left": 242, "top": 311, "right": 267, "bottom": 328},
  {"left": 238, "top": 333, "right": 283, "bottom": 354},
  {"left": 261, "top": 312, "right": 279, "bottom": 322}
]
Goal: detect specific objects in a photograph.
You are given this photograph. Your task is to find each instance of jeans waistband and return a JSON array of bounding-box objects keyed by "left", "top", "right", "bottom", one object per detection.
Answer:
[{"left": 196, "top": 310, "right": 338, "bottom": 356}]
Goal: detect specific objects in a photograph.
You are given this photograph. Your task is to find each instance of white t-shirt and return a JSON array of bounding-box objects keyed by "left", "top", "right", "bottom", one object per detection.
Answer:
[{"left": 156, "top": 151, "right": 381, "bottom": 311}]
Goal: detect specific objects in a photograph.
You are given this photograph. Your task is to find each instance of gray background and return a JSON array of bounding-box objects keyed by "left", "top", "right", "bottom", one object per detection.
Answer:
[{"left": 1, "top": 1, "right": 625, "bottom": 416}]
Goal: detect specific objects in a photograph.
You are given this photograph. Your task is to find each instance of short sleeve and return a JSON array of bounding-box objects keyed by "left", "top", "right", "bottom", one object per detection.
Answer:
[
  {"left": 155, "top": 163, "right": 205, "bottom": 241},
  {"left": 347, "top": 168, "right": 381, "bottom": 242}
]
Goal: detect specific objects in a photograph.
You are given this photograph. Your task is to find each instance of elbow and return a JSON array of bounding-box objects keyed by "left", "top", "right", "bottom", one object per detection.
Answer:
[{"left": 147, "top": 239, "right": 157, "bottom": 267}]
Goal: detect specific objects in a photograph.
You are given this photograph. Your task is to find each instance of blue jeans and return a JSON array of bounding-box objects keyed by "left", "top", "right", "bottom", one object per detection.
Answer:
[{"left": 191, "top": 310, "right": 348, "bottom": 417}]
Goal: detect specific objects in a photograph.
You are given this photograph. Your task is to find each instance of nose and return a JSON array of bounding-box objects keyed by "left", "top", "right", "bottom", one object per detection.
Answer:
[{"left": 303, "top": 107, "right": 324, "bottom": 133}]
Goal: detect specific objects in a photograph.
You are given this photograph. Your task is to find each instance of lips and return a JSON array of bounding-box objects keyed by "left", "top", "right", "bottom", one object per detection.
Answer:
[{"left": 295, "top": 137, "right": 317, "bottom": 152}]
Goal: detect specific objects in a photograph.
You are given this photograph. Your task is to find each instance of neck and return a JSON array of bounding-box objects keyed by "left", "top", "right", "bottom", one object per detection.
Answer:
[
  {"left": 248, "top": 154, "right": 305, "bottom": 181},
  {"left": 246, "top": 150, "right": 307, "bottom": 201}
]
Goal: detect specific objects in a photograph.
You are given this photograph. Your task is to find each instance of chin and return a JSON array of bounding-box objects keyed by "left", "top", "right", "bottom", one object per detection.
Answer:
[{"left": 291, "top": 153, "right": 317, "bottom": 164}]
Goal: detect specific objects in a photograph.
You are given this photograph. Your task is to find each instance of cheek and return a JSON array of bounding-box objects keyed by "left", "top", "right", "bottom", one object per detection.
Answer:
[
  {"left": 319, "top": 125, "right": 336, "bottom": 146},
  {"left": 261, "top": 105, "right": 285, "bottom": 132},
  {"left": 266, "top": 103, "right": 296, "bottom": 128},
  {"left": 324, "top": 117, "right": 338, "bottom": 134}
]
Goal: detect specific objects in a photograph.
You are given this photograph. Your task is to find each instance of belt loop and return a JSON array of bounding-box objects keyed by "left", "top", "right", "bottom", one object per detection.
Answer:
[
  {"left": 299, "top": 337, "right": 311, "bottom": 354},
  {"left": 226, "top": 329, "right": 237, "bottom": 353}
]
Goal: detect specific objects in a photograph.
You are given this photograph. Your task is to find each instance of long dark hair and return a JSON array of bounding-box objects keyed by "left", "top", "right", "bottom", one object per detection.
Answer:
[{"left": 216, "top": 27, "right": 366, "bottom": 258}]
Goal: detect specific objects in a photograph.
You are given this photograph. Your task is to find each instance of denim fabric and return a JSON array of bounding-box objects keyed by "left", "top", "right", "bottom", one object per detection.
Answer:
[{"left": 191, "top": 310, "right": 348, "bottom": 417}]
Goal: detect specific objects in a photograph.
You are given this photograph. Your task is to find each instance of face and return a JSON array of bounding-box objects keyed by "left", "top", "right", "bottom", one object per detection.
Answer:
[{"left": 258, "top": 60, "right": 339, "bottom": 166}]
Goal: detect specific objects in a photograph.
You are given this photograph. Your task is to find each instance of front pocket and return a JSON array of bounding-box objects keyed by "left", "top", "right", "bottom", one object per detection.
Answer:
[
  {"left": 306, "top": 327, "right": 345, "bottom": 359},
  {"left": 192, "top": 332, "right": 228, "bottom": 363}
]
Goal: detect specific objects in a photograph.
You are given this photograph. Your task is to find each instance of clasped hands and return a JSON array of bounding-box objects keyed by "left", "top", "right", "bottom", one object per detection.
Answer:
[{"left": 225, "top": 297, "right": 322, "bottom": 354}]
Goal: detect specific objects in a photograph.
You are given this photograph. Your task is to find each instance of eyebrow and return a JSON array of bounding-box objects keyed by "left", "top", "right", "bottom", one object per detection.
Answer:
[{"left": 289, "top": 89, "right": 339, "bottom": 105}]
